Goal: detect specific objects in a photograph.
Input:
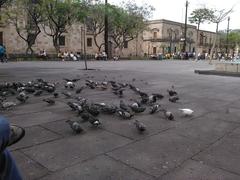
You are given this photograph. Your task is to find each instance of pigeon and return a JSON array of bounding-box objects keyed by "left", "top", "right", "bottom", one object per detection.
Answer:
[
  {"left": 120, "top": 100, "right": 129, "bottom": 111},
  {"left": 131, "top": 106, "right": 146, "bottom": 113},
  {"left": 164, "top": 111, "right": 174, "bottom": 120},
  {"left": 117, "top": 109, "right": 134, "bottom": 119},
  {"left": 169, "top": 96, "right": 179, "bottom": 103},
  {"left": 85, "top": 104, "right": 100, "bottom": 116},
  {"left": 1, "top": 101, "right": 17, "bottom": 109},
  {"left": 88, "top": 116, "right": 101, "bottom": 127},
  {"left": 76, "top": 86, "right": 85, "bottom": 94},
  {"left": 76, "top": 97, "right": 87, "bottom": 106},
  {"left": 53, "top": 92, "right": 59, "bottom": 98},
  {"left": 149, "top": 104, "right": 161, "bottom": 114},
  {"left": 43, "top": 98, "right": 55, "bottom": 105},
  {"left": 152, "top": 93, "right": 164, "bottom": 100},
  {"left": 179, "top": 108, "right": 194, "bottom": 116},
  {"left": 134, "top": 120, "right": 146, "bottom": 133},
  {"left": 66, "top": 120, "right": 83, "bottom": 134},
  {"left": 34, "top": 90, "right": 43, "bottom": 96},
  {"left": 24, "top": 87, "right": 35, "bottom": 93},
  {"left": 81, "top": 112, "right": 90, "bottom": 122},
  {"left": 167, "top": 86, "right": 178, "bottom": 96},
  {"left": 113, "top": 88, "right": 125, "bottom": 97},
  {"left": 63, "top": 78, "right": 80, "bottom": 83},
  {"left": 62, "top": 92, "right": 72, "bottom": 98},
  {"left": 67, "top": 102, "right": 80, "bottom": 111},
  {"left": 65, "top": 81, "right": 75, "bottom": 89},
  {"left": 100, "top": 105, "right": 117, "bottom": 114},
  {"left": 16, "top": 92, "right": 29, "bottom": 103}
]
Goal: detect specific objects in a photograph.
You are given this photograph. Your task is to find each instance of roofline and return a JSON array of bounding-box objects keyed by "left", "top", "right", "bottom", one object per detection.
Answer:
[
  {"left": 147, "top": 19, "right": 215, "bottom": 33},
  {"left": 147, "top": 19, "right": 196, "bottom": 29}
]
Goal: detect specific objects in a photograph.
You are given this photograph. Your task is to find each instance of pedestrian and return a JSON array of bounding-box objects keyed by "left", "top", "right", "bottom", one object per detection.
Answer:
[
  {"left": 0, "top": 45, "right": 7, "bottom": 63},
  {"left": 0, "top": 116, "right": 25, "bottom": 180}
]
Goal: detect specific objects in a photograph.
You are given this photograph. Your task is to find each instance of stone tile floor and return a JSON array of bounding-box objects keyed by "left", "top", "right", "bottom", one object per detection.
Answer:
[{"left": 1, "top": 60, "right": 240, "bottom": 180}]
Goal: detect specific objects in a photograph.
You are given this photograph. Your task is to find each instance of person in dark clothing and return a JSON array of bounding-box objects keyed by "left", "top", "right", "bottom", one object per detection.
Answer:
[{"left": 0, "top": 116, "right": 25, "bottom": 180}]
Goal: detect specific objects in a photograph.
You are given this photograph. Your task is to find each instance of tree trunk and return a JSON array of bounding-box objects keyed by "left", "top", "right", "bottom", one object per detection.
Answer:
[
  {"left": 195, "top": 23, "right": 200, "bottom": 60},
  {"left": 26, "top": 45, "right": 34, "bottom": 55},
  {"left": 53, "top": 36, "right": 60, "bottom": 53},
  {"left": 209, "top": 23, "right": 219, "bottom": 64}
]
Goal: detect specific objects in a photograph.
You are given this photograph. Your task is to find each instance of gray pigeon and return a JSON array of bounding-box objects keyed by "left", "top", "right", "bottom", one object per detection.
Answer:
[
  {"left": 88, "top": 116, "right": 101, "bottom": 127},
  {"left": 16, "top": 92, "right": 29, "bottom": 103},
  {"left": 149, "top": 104, "right": 161, "bottom": 114},
  {"left": 43, "top": 98, "right": 55, "bottom": 105},
  {"left": 117, "top": 109, "right": 134, "bottom": 119},
  {"left": 169, "top": 96, "right": 179, "bottom": 103},
  {"left": 120, "top": 100, "right": 129, "bottom": 111},
  {"left": 62, "top": 92, "right": 72, "bottom": 98},
  {"left": 66, "top": 120, "right": 83, "bottom": 134},
  {"left": 134, "top": 120, "right": 146, "bottom": 133}
]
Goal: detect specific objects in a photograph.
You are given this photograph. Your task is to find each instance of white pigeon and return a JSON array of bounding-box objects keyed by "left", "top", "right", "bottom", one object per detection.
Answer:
[{"left": 179, "top": 108, "right": 194, "bottom": 116}]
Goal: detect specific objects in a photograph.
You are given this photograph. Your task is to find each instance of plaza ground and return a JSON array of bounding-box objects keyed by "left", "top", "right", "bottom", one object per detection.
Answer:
[{"left": 1, "top": 60, "right": 240, "bottom": 180}]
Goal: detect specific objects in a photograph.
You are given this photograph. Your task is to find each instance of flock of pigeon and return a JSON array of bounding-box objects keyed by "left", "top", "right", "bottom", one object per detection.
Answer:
[{"left": 0, "top": 77, "right": 194, "bottom": 134}]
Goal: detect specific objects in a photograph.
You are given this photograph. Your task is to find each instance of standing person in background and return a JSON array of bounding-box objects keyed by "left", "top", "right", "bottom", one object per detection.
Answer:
[{"left": 0, "top": 45, "right": 7, "bottom": 63}]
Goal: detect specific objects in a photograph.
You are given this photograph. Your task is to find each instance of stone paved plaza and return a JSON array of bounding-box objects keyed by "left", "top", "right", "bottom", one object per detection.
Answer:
[{"left": 1, "top": 60, "right": 240, "bottom": 180}]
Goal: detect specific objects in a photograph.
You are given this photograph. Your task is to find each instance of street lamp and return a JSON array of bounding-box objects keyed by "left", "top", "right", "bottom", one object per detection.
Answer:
[
  {"left": 104, "top": 0, "right": 108, "bottom": 59},
  {"left": 183, "top": 0, "right": 189, "bottom": 53}
]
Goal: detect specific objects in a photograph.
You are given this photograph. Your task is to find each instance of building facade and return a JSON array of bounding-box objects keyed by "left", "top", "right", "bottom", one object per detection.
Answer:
[{"left": 0, "top": 18, "right": 216, "bottom": 57}]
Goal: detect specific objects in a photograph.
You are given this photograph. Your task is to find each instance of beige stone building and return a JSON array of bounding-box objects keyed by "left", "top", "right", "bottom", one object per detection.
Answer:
[
  {"left": 141, "top": 19, "right": 216, "bottom": 57},
  {"left": 0, "top": 18, "right": 216, "bottom": 58}
]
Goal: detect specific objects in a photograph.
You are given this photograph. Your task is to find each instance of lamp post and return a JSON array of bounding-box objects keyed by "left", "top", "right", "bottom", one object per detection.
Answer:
[
  {"left": 183, "top": 0, "right": 189, "bottom": 53},
  {"left": 226, "top": 16, "right": 230, "bottom": 58},
  {"left": 104, "top": 0, "right": 108, "bottom": 59}
]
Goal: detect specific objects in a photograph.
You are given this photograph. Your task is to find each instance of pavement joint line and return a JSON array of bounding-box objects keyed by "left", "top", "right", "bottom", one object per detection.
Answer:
[
  {"left": 189, "top": 124, "right": 240, "bottom": 162},
  {"left": 191, "top": 159, "right": 240, "bottom": 177},
  {"left": 18, "top": 150, "right": 51, "bottom": 174},
  {"left": 101, "top": 128, "right": 135, "bottom": 141},
  {"left": 38, "top": 124, "right": 65, "bottom": 138},
  {"left": 158, "top": 121, "right": 240, "bottom": 178},
  {"left": 104, "top": 154, "right": 158, "bottom": 179},
  {"left": 34, "top": 140, "right": 137, "bottom": 177},
  {"left": 11, "top": 136, "right": 64, "bottom": 152}
]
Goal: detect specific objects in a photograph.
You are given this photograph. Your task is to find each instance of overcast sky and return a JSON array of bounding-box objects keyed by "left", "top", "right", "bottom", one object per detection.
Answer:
[{"left": 105, "top": 0, "right": 240, "bottom": 32}]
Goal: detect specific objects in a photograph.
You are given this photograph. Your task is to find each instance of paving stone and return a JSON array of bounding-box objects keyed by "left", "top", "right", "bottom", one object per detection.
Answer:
[
  {"left": 41, "top": 118, "right": 104, "bottom": 137},
  {"left": 12, "top": 151, "right": 49, "bottom": 180},
  {"left": 23, "top": 131, "right": 132, "bottom": 171},
  {"left": 101, "top": 114, "right": 174, "bottom": 140},
  {"left": 7, "top": 101, "right": 68, "bottom": 116},
  {"left": 161, "top": 160, "right": 240, "bottom": 180},
  {"left": 5, "top": 111, "right": 67, "bottom": 127},
  {"left": 9, "top": 125, "right": 61, "bottom": 151},
  {"left": 40, "top": 155, "right": 154, "bottom": 180},
  {"left": 107, "top": 131, "right": 206, "bottom": 177},
  {"left": 193, "top": 127, "right": 240, "bottom": 175},
  {"left": 174, "top": 117, "right": 238, "bottom": 145},
  {"left": 200, "top": 108, "right": 240, "bottom": 124}
]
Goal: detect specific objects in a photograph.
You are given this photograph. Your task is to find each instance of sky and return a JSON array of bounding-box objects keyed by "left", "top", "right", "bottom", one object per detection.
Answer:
[{"left": 104, "top": 0, "right": 240, "bottom": 32}]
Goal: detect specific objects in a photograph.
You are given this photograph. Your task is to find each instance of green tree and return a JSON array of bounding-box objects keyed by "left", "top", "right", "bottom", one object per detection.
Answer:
[
  {"left": 110, "top": 2, "right": 154, "bottom": 56},
  {"left": 86, "top": 3, "right": 106, "bottom": 52},
  {"left": 189, "top": 7, "right": 214, "bottom": 58},
  {"left": 41, "top": 0, "right": 82, "bottom": 53},
  {"left": 5, "top": 0, "right": 44, "bottom": 54}
]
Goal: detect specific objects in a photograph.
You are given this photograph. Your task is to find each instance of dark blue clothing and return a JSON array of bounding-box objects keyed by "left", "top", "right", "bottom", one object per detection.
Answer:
[
  {"left": 0, "top": 117, "right": 22, "bottom": 180},
  {"left": 0, "top": 46, "right": 5, "bottom": 57}
]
